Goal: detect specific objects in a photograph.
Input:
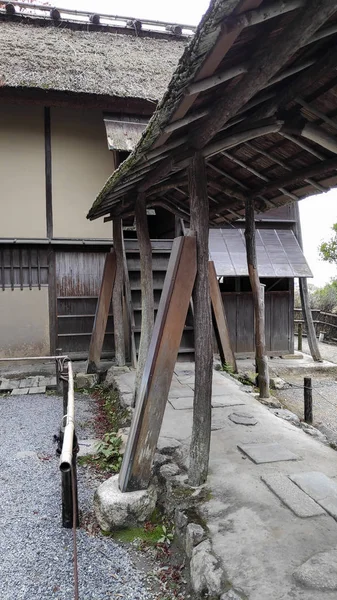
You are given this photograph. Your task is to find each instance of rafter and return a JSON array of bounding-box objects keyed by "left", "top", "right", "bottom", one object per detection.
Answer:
[{"left": 190, "top": 0, "right": 337, "bottom": 149}]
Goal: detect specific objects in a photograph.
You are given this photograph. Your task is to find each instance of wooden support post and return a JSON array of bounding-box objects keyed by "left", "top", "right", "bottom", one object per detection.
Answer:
[
  {"left": 304, "top": 377, "right": 313, "bottom": 424},
  {"left": 188, "top": 152, "right": 213, "bottom": 487},
  {"left": 293, "top": 202, "right": 322, "bottom": 362},
  {"left": 133, "top": 193, "right": 154, "bottom": 406},
  {"left": 122, "top": 235, "right": 137, "bottom": 368},
  {"left": 112, "top": 217, "right": 126, "bottom": 366},
  {"left": 209, "top": 261, "right": 237, "bottom": 373},
  {"left": 119, "top": 236, "right": 197, "bottom": 492},
  {"left": 86, "top": 251, "right": 117, "bottom": 373},
  {"left": 244, "top": 198, "right": 270, "bottom": 399},
  {"left": 298, "top": 322, "right": 303, "bottom": 352}
]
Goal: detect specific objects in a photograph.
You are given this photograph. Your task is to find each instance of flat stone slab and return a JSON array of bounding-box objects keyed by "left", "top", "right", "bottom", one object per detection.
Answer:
[
  {"left": 290, "top": 471, "right": 337, "bottom": 519},
  {"left": 229, "top": 412, "right": 258, "bottom": 426},
  {"left": 11, "top": 388, "right": 29, "bottom": 396},
  {"left": 169, "top": 397, "right": 193, "bottom": 410},
  {"left": 237, "top": 442, "right": 298, "bottom": 464},
  {"left": 168, "top": 386, "right": 194, "bottom": 399},
  {"left": 0, "top": 379, "right": 15, "bottom": 391},
  {"left": 211, "top": 397, "right": 245, "bottom": 408},
  {"left": 293, "top": 547, "right": 337, "bottom": 590},
  {"left": 261, "top": 473, "right": 325, "bottom": 518},
  {"left": 28, "top": 386, "right": 46, "bottom": 394},
  {"left": 78, "top": 439, "right": 100, "bottom": 457}
]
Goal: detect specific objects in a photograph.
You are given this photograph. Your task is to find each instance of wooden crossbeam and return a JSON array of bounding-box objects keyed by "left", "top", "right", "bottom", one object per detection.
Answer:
[
  {"left": 86, "top": 251, "right": 116, "bottom": 374},
  {"left": 209, "top": 261, "right": 237, "bottom": 372},
  {"left": 119, "top": 235, "right": 197, "bottom": 492},
  {"left": 191, "top": 0, "right": 337, "bottom": 149}
]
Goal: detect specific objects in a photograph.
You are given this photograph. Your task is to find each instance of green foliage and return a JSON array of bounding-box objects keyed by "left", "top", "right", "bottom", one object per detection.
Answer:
[
  {"left": 95, "top": 433, "right": 123, "bottom": 472},
  {"left": 319, "top": 223, "right": 337, "bottom": 264},
  {"left": 310, "top": 280, "right": 337, "bottom": 313},
  {"left": 157, "top": 524, "right": 174, "bottom": 545},
  {"left": 220, "top": 362, "right": 234, "bottom": 374}
]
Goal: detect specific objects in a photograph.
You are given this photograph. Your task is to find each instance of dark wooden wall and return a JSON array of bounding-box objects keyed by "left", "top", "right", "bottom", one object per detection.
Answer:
[{"left": 222, "top": 282, "right": 294, "bottom": 356}]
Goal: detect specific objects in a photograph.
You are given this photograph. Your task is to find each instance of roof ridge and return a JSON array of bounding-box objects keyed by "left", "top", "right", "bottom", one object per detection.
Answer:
[{"left": 0, "top": 1, "right": 196, "bottom": 36}]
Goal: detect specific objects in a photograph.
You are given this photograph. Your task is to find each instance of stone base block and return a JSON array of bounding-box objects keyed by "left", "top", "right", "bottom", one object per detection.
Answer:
[{"left": 94, "top": 474, "right": 157, "bottom": 531}]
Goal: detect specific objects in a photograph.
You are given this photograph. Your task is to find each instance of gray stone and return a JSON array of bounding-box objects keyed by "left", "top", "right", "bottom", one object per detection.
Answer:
[
  {"left": 159, "top": 463, "right": 180, "bottom": 480},
  {"left": 77, "top": 439, "right": 100, "bottom": 457},
  {"left": 153, "top": 453, "right": 171, "bottom": 471},
  {"left": 229, "top": 412, "right": 258, "bottom": 426},
  {"left": 157, "top": 436, "right": 181, "bottom": 454},
  {"left": 75, "top": 373, "right": 98, "bottom": 389},
  {"left": 238, "top": 442, "right": 298, "bottom": 464},
  {"left": 168, "top": 386, "right": 194, "bottom": 399},
  {"left": 270, "top": 377, "right": 286, "bottom": 390},
  {"left": 120, "top": 393, "right": 133, "bottom": 407},
  {"left": 0, "top": 379, "right": 14, "bottom": 391},
  {"left": 185, "top": 523, "right": 206, "bottom": 558},
  {"left": 11, "top": 388, "right": 28, "bottom": 396},
  {"left": 221, "top": 591, "right": 243, "bottom": 600},
  {"left": 290, "top": 471, "right": 337, "bottom": 519},
  {"left": 94, "top": 474, "right": 157, "bottom": 531},
  {"left": 175, "top": 509, "right": 188, "bottom": 530},
  {"left": 260, "top": 398, "right": 282, "bottom": 409},
  {"left": 301, "top": 424, "right": 328, "bottom": 444},
  {"left": 28, "top": 386, "right": 46, "bottom": 394},
  {"left": 261, "top": 473, "right": 325, "bottom": 518},
  {"left": 115, "top": 373, "right": 135, "bottom": 395},
  {"left": 169, "top": 397, "right": 193, "bottom": 410},
  {"left": 293, "top": 548, "right": 337, "bottom": 590},
  {"left": 190, "top": 539, "right": 223, "bottom": 596},
  {"left": 270, "top": 408, "right": 300, "bottom": 427}
]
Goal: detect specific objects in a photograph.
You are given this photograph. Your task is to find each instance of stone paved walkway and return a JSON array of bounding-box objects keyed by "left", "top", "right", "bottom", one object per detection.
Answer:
[{"left": 113, "top": 363, "right": 337, "bottom": 600}]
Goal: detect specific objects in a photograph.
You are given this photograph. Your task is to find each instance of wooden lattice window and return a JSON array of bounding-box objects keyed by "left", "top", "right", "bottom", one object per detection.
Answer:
[{"left": 0, "top": 246, "right": 49, "bottom": 290}]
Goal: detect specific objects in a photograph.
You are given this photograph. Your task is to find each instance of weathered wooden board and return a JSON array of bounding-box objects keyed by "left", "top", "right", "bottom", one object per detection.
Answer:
[
  {"left": 119, "top": 235, "right": 197, "bottom": 492},
  {"left": 209, "top": 260, "right": 237, "bottom": 372},
  {"left": 86, "top": 251, "right": 117, "bottom": 373}
]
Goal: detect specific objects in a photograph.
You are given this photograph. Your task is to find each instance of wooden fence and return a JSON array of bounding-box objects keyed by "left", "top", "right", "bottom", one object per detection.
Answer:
[{"left": 294, "top": 308, "right": 337, "bottom": 341}]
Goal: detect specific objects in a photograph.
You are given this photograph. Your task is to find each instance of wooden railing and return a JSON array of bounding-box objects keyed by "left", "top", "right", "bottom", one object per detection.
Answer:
[{"left": 294, "top": 308, "right": 337, "bottom": 341}]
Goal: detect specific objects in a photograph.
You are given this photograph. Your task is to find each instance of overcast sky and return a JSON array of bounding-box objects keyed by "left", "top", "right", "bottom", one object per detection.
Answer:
[{"left": 50, "top": 0, "right": 337, "bottom": 286}]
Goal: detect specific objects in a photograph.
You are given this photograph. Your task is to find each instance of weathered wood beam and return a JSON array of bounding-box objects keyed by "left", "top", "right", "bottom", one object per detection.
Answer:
[
  {"left": 209, "top": 261, "right": 237, "bottom": 372},
  {"left": 244, "top": 140, "right": 326, "bottom": 193},
  {"left": 112, "top": 217, "right": 126, "bottom": 366},
  {"left": 86, "top": 251, "right": 116, "bottom": 374},
  {"left": 244, "top": 199, "right": 269, "bottom": 398},
  {"left": 293, "top": 202, "right": 322, "bottom": 362},
  {"left": 300, "top": 123, "right": 337, "bottom": 155},
  {"left": 191, "top": 0, "right": 337, "bottom": 149},
  {"left": 204, "top": 122, "right": 283, "bottom": 158},
  {"left": 133, "top": 193, "right": 154, "bottom": 406},
  {"left": 280, "top": 132, "right": 325, "bottom": 160},
  {"left": 138, "top": 158, "right": 173, "bottom": 193},
  {"left": 188, "top": 152, "right": 213, "bottom": 487},
  {"left": 254, "top": 155, "right": 337, "bottom": 196},
  {"left": 118, "top": 236, "right": 197, "bottom": 491},
  {"left": 164, "top": 110, "right": 209, "bottom": 133},
  {"left": 122, "top": 235, "right": 137, "bottom": 368},
  {"left": 296, "top": 97, "right": 337, "bottom": 132}
]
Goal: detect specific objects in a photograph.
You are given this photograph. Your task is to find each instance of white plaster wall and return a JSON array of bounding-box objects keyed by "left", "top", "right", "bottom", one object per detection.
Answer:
[{"left": 0, "top": 288, "right": 50, "bottom": 357}]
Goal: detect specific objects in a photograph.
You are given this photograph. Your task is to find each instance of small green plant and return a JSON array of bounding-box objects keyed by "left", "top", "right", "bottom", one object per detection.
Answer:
[
  {"left": 157, "top": 524, "right": 174, "bottom": 546},
  {"left": 221, "top": 362, "right": 234, "bottom": 374},
  {"left": 95, "top": 432, "right": 123, "bottom": 472}
]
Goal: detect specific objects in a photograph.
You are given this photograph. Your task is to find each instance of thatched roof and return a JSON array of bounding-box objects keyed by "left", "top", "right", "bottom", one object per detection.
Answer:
[
  {"left": 88, "top": 0, "right": 337, "bottom": 224},
  {"left": 0, "top": 19, "right": 187, "bottom": 101}
]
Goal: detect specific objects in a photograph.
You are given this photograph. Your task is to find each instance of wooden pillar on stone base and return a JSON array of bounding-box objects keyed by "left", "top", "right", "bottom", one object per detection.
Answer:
[
  {"left": 244, "top": 198, "right": 270, "bottom": 399},
  {"left": 133, "top": 193, "right": 154, "bottom": 405},
  {"left": 188, "top": 152, "right": 213, "bottom": 487},
  {"left": 112, "top": 216, "right": 126, "bottom": 366}
]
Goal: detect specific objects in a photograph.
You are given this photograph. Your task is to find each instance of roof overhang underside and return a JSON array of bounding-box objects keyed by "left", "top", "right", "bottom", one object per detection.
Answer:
[
  {"left": 88, "top": 0, "right": 337, "bottom": 225},
  {"left": 209, "top": 228, "right": 312, "bottom": 278}
]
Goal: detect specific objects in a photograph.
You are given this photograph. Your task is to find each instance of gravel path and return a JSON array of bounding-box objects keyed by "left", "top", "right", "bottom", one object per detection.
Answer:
[{"left": 0, "top": 392, "right": 156, "bottom": 600}]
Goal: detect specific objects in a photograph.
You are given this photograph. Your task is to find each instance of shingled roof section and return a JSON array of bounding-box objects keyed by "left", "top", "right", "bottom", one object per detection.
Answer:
[{"left": 0, "top": 20, "right": 186, "bottom": 101}]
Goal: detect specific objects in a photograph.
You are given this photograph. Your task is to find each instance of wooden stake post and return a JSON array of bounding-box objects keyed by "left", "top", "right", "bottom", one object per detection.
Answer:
[
  {"left": 112, "top": 216, "right": 126, "bottom": 366},
  {"left": 119, "top": 235, "right": 197, "bottom": 492},
  {"left": 244, "top": 198, "right": 270, "bottom": 399},
  {"left": 188, "top": 153, "right": 213, "bottom": 487},
  {"left": 209, "top": 260, "right": 237, "bottom": 373},
  {"left": 133, "top": 193, "right": 154, "bottom": 406},
  {"left": 87, "top": 251, "right": 116, "bottom": 373}
]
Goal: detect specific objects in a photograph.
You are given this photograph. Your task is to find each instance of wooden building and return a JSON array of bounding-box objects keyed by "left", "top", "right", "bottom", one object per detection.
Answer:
[{"left": 0, "top": 4, "right": 189, "bottom": 357}]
